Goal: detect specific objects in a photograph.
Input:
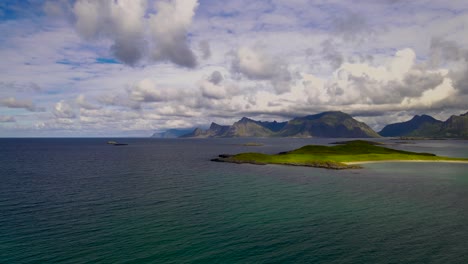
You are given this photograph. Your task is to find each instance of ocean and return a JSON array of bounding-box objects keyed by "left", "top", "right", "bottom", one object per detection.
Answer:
[{"left": 1, "top": 138, "right": 468, "bottom": 263}]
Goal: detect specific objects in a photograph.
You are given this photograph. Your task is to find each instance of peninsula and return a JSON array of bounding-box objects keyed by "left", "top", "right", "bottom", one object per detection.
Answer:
[{"left": 211, "top": 140, "right": 468, "bottom": 170}]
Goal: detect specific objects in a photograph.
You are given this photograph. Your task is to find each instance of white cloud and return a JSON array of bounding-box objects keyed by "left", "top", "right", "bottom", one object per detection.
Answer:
[
  {"left": 53, "top": 100, "right": 76, "bottom": 119},
  {"left": 200, "top": 81, "right": 226, "bottom": 100},
  {"left": 149, "top": 0, "right": 199, "bottom": 67},
  {"left": 231, "top": 46, "right": 293, "bottom": 93},
  {"left": 0, "top": 97, "right": 44, "bottom": 112},
  {"left": 129, "top": 79, "right": 164, "bottom": 102},
  {"left": 76, "top": 94, "right": 101, "bottom": 110},
  {"left": 72, "top": 0, "right": 199, "bottom": 67}
]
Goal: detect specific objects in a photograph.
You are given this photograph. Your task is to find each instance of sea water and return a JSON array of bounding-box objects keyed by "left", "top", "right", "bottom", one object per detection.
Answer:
[{"left": 1, "top": 138, "right": 467, "bottom": 263}]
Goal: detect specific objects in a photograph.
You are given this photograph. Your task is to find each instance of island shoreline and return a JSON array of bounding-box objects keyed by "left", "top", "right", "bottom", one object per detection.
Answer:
[{"left": 345, "top": 160, "right": 468, "bottom": 165}]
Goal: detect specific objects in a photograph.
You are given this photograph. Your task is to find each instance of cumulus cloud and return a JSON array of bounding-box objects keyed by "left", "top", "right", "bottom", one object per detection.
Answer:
[
  {"left": 72, "top": 0, "right": 199, "bottom": 67},
  {"left": 323, "top": 49, "right": 450, "bottom": 105},
  {"left": 199, "top": 71, "right": 226, "bottom": 99},
  {"left": 0, "top": 116, "right": 15, "bottom": 123},
  {"left": 76, "top": 94, "right": 101, "bottom": 110},
  {"left": 129, "top": 79, "right": 165, "bottom": 102},
  {"left": 231, "top": 46, "right": 293, "bottom": 93},
  {"left": 0, "top": 97, "right": 44, "bottom": 112},
  {"left": 128, "top": 79, "right": 190, "bottom": 103},
  {"left": 429, "top": 37, "right": 468, "bottom": 95},
  {"left": 149, "top": 0, "right": 199, "bottom": 68},
  {"left": 74, "top": 0, "right": 147, "bottom": 66},
  {"left": 53, "top": 100, "right": 76, "bottom": 119}
]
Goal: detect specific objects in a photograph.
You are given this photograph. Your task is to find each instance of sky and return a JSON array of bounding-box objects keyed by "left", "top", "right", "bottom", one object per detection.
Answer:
[{"left": 1, "top": 0, "right": 468, "bottom": 137}]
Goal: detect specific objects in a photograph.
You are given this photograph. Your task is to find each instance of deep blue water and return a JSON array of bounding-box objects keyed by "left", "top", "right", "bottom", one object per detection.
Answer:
[{"left": 1, "top": 138, "right": 468, "bottom": 263}]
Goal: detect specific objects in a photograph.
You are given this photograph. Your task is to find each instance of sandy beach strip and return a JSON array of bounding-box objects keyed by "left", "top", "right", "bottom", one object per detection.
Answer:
[{"left": 345, "top": 160, "right": 468, "bottom": 165}]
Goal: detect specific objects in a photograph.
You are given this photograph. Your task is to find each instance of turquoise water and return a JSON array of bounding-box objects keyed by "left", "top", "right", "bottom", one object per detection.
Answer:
[{"left": 1, "top": 138, "right": 467, "bottom": 263}]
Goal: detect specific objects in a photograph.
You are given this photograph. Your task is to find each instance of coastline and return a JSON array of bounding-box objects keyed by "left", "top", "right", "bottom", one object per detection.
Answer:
[{"left": 345, "top": 160, "right": 468, "bottom": 165}]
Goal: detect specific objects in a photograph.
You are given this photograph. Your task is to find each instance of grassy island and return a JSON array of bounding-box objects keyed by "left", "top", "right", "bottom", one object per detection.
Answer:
[
  {"left": 242, "top": 142, "right": 264, "bottom": 146},
  {"left": 212, "top": 140, "right": 468, "bottom": 170}
]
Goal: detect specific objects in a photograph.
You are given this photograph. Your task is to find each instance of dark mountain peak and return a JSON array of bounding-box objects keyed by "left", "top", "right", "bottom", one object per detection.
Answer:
[
  {"left": 410, "top": 114, "right": 439, "bottom": 123},
  {"left": 281, "top": 111, "right": 379, "bottom": 138},
  {"left": 379, "top": 114, "right": 443, "bottom": 137},
  {"left": 258, "top": 120, "right": 287, "bottom": 132},
  {"left": 209, "top": 122, "right": 225, "bottom": 129},
  {"left": 440, "top": 112, "right": 468, "bottom": 138},
  {"left": 238, "top": 117, "right": 255, "bottom": 123},
  {"left": 300, "top": 111, "right": 349, "bottom": 121}
]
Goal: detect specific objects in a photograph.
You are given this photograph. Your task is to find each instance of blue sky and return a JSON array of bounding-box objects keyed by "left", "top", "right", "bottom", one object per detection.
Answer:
[{"left": 1, "top": 0, "right": 467, "bottom": 137}]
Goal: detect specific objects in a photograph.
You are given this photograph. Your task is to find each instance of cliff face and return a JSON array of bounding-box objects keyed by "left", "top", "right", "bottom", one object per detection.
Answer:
[
  {"left": 438, "top": 112, "right": 468, "bottom": 138},
  {"left": 223, "top": 117, "right": 285, "bottom": 137},
  {"left": 379, "top": 115, "right": 443, "bottom": 137},
  {"left": 180, "top": 122, "right": 230, "bottom": 138},
  {"left": 179, "top": 111, "right": 380, "bottom": 138}
]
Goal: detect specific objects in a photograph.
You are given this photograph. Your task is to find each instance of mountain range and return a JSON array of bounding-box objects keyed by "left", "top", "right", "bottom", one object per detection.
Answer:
[
  {"left": 179, "top": 111, "right": 380, "bottom": 138},
  {"left": 379, "top": 112, "right": 468, "bottom": 138},
  {"left": 152, "top": 111, "right": 468, "bottom": 139}
]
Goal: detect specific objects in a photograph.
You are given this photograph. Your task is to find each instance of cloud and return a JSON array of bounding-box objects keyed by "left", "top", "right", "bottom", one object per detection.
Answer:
[
  {"left": 317, "top": 48, "right": 450, "bottom": 106},
  {"left": 321, "top": 39, "right": 344, "bottom": 70},
  {"left": 149, "top": 0, "right": 199, "bottom": 68},
  {"left": 429, "top": 37, "right": 468, "bottom": 95},
  {"left": 129, "top": 79, "right": 165, "bottom": 102},
  {"left": 209, "top": 70, "right": 223, "bottom": 85},
  {"left": 0, "top": 115, "right": 15, "bottom": 123},
  {"left": 3, "top": 0, "right": 468, "bottom": 136},
  {"left": 0, "top": 81, "right": 42, "bottom": 93},
  {"left": 53, "top": 100, "right": 76, "bottom": 119},
  {"left": 76, "top": 94, "right": 101, "bottom": 110},
  {"left": 199, "top": 71, "right": 226, "bottom": 99},
  {"left": 332, "top": 12, "right": 372, "bottom": 42},
  {"left": 98, "top": 94, "right": 141, "bottom": 110},
  {"left": 231, "top": 46, "right": 293, "bottom": 93},
  {"left": 429, "top": 37, "right": 468, "bottom": 67},
  {"left": 0, "top": 97, "right": 44, "bottom": 112},
  {"left": 199, "top": 40, "right": 211, "bottom": 60},
  {"left": 128, "top": 78, "right": 190, "bottom": 103},
  {"left": 44, "top": 0, "right": 73, "bottom": 19},
  {"left": 73, "top": 0, "right": 147, "bottom": 66},
  {"left": 72, "top": 0, "right": 199, "bottom": 67}
]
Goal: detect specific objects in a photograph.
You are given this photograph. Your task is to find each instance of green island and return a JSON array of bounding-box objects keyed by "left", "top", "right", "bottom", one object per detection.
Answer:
[
  {"left": 212, "top": 140, "right": 468, "bottom": 170},
  {"left": 242, "top": 142, "right": 264, "bottom": 146}
]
